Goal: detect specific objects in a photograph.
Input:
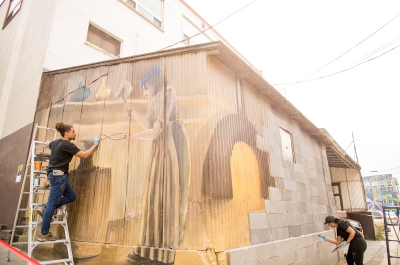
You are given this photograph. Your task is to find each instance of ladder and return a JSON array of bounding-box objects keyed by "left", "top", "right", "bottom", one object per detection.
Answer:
[{"left": 7, "top": 124, "right": 75, "bottom": 265}]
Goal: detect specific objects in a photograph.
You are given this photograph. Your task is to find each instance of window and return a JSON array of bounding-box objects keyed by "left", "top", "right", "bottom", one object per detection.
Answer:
[
  {"left": 3, "top": 0, "right": 22, "bottom": 29},
  {"left": 125, "top": 0, "right": 163, "bottom": 28},
  {"left": 183, "top": 34, "right": 190, "bottom": 45},
  {"left": 86, "top": 24, "right": 121, "bottom": 56},
  {"left": 280, "top": 128, "right": 295, "bottom": 163}
]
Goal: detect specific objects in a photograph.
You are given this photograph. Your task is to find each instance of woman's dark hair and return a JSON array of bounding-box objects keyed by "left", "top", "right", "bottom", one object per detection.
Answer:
[{"left": 55, "top": 122, "right": 73, "bottom": 137}]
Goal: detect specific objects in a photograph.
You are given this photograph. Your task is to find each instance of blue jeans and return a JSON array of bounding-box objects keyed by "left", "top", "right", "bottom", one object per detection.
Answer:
[{"left": 41, "top": 172, "right": 76, "bottom": 235}]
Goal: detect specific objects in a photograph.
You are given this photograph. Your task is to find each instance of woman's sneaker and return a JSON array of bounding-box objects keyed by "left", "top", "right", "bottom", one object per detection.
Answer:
[{"left": 37, "top": 232, "right": 58, "bottom": 242}]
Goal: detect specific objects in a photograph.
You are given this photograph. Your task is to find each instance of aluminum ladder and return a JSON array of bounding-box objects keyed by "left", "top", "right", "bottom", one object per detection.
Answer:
[{"left": 7, "top": 123, "right": 74, "bottom": 265}]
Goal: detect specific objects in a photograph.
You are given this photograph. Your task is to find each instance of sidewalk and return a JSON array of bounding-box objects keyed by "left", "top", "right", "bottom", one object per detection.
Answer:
[
  {"left": 0, "top": 237, "right": 398, "bottom": 265},
  {"left": 365, "top": 229, "right": 400, "bottom": 265}
]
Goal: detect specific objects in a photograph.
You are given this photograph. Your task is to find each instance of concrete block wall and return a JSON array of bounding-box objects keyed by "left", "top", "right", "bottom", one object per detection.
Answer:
[
  {"left": 256, "top": 105, "right": 335, "bottom": 243},
  {"left": 227, "top": 230, "right": 342, "bottom": 265}
]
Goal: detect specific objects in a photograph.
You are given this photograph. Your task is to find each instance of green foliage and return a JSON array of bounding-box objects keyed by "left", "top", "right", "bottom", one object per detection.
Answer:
[{"left": 376, "top": 225, "right": 385, "bottom": 241}]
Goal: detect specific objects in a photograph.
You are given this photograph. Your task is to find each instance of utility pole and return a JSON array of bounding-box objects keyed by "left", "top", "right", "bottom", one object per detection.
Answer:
[{"left": 352, "top": 132, "right": 359, "bottom": 164}]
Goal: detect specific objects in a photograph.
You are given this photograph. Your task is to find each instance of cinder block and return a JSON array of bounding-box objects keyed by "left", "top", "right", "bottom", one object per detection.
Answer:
[
  {"left": 299, "top": 234, "right": 314, "bottom": 248},
  {"left": 264, "top": 200, "right": 271, "bottom": 213},
  {"left": 299, "top": 203, "right": 307, "bottom": 214},
  {"left": 251, "top": 229, "right": 269, "bottom": 245},
  {"left": 301, "top": 224, "right": 315, "bottom": 234},
  {"left": 284, "top": 179, "right": 297, "bottom": 191},
  {"left": 288, "top": 225, "right": 302, "bottom": 237},
  {"left": 285, "top": 213, "right": 296, "bottom": 226},
  {"left": 249, "top": 213, "right": 268, "bottom": 229},
  {"left": 268, "top": 187, "right": 282, "bottom": 201},
  {"left": 295, "top": 248, "right": 306, "bottom": 261},
  {"left": 229, "top": 247, "right": 256, "bottom": 265},
  {"left": 286, "top": 190, "right": 294, "bottom": 201},
  {"left": 295, "top": 164, "right": 304, "bottom": 174},
  {"left": 311, "top": 186, "right": 319, "bottom": 196},
  {"left": 274, "top": 237, "right": 298, "bottom": 256},
  {"left": 281, "top": 251, "right": 296, "bottom": 265},
  {"left": 254, "top": 241, "right": 276, "bottom": 260}
]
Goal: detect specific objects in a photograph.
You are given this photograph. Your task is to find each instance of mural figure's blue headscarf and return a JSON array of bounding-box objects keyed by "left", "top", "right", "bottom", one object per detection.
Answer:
[{"left": 140, "top": 65, "right": 163, "bottom": 95}]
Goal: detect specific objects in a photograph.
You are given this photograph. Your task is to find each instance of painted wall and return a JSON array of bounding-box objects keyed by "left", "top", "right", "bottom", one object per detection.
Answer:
[
  {"left": 363, "top": 174, "right": 398, "bottom": 211},
  {"left": 20, "top": 50, "right": 338, "bottom": 264}
]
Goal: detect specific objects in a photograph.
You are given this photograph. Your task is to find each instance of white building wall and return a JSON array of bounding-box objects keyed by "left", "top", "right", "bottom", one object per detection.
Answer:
[{"left": 0, "top": 0, "right": 57, "bottom": 138}]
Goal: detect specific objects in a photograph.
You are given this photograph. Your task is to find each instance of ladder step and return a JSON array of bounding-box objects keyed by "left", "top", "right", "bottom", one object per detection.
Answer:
[
  {"left": 33, "top": 170, "right": 48, "bottom": 174},
  {"left": 31, "top": 221, "right": 67, "bottom": 225},
  {"left": 15, "top": 220, "right": 67, "bottom": 229},
  {"left": 19, "top": 208, "right": 28, "bottom": 211},
  {"left": 34, "top": 141, "right": 49, "bottom": 148},
  {"left": 34, "top": 239, "right": 70, "bottom": 245},
  {"left": 32, "top": 203, "right": 47, "bottom": 207},
  {"left": 11, "top": 241, "right": 28, "bottom": 246},
  {"left": 39, "top": 258, "right": 74, "bottom": 265}
]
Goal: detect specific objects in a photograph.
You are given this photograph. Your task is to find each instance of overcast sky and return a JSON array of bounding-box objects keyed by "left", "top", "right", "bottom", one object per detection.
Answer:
[{"left": 184, "top": 0, "right": 400, "bottom": 180}]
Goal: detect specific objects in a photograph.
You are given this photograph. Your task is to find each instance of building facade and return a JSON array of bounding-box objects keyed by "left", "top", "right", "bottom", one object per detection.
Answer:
[
  {"left": 18, "top": 41, "right": 352, "bottom": 264},
  {"left": 363, "top": 174, "right": 398, "bottom": 211},
  {"left": 0, "top": 0, "right": 254, "bottom": 230}
]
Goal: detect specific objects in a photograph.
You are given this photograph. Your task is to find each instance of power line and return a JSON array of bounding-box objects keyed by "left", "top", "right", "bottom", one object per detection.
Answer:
[
  {"left": 274, "top": 12, "right": 400, "bottom": 87},
  {"left": 274, "top": 43, "right": 400, "bottom": 86},
  {"left": 160, "top": 0, "right": 258, "bottom": 51},
  {"left": 344, "top": 34, "right": 400, "bottom": 69}
]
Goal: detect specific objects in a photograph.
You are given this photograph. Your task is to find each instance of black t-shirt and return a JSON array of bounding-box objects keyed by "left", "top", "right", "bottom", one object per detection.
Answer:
[
  {"left": 48, "top": 139, "right": 80, "bottom": 173},
  {"left": 337, "top": 220, "right": 361, "bottom": 241}
]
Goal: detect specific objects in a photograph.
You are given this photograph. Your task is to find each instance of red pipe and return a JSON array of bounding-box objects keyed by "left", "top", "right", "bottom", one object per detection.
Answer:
[{"left": 0, "top": 239, "right": 41, "bottom": 265}]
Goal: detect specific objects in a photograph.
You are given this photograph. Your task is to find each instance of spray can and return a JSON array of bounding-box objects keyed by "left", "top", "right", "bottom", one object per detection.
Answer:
[{"left": 33, "top": 175, "right": 40, "bottom": 187}]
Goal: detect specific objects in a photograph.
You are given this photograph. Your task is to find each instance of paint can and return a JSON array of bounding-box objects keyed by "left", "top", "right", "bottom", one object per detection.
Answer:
[
  {"left": 34, "top": 161, "right": 42, "bottom": 171},
  {"left": 33, "top": 176, "right": 40, "bottom": 187}
]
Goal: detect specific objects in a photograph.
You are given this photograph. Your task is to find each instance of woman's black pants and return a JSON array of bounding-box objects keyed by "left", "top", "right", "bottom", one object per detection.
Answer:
[{"left": 346, "top": 237, "right": 367, "bottom": 265}]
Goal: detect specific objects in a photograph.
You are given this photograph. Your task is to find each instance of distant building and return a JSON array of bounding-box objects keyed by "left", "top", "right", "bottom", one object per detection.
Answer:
[{"left": 363, "top": 174, "right": 399, "bottom": 211}]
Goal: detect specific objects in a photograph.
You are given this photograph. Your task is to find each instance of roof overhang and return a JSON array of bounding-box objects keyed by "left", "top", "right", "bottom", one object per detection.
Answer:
[{"left": 42, "top": 41, "right": 361, "bottom": 171}]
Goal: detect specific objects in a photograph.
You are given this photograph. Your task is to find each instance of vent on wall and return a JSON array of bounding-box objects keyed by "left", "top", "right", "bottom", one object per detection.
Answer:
[{"left": 86, "top": 24, "right": 121, "bottom": 56}]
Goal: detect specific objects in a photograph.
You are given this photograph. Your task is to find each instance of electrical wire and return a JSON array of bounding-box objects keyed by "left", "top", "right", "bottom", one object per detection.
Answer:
[
  {"left": 274, "top": 12, "right": 400, "bottom": 87},
  {"left": 160, "top": 0, "right": 258, "bottom": 51},
  {"left": 274, "top": 43, "right": 400, "bottom": 86},
  {"left": 344, "top": 34, "right": 400, "bottom": 69}
]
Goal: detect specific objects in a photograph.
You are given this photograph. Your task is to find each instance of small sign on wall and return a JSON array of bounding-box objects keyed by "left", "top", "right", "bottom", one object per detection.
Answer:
[{"left": 15, "top": 164, "right": 23, "bottom": 182}]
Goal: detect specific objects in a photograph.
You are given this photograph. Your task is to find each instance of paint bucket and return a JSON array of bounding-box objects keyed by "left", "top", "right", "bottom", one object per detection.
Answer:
[
  {"left": 33, "top": 177, "right": 40, "bottom": 187},
  {"left": 34, "top": 161, "right": 42, "bottom": 171}
]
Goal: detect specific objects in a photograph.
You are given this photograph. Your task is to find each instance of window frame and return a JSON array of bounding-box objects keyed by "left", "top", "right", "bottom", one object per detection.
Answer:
[
  {"left": 279, "top": 128, "right": 296, "bottom": 163},
  {"left": 183, "top": 34, "right": 190, "bottom": 45},
  {"left": 123, "top": 0, "right": 164, "bottom": 29},
  {"left": 86, "top": 23, "right": 121, "bottom": 57},
  {"left": 2, "top": 0, "right": 23, "bottom": 29}
]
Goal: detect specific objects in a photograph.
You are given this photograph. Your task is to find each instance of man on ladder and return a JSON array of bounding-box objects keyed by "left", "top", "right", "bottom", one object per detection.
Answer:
[{"left": 37, "top": 122, "right": 99, "bottom": 242}]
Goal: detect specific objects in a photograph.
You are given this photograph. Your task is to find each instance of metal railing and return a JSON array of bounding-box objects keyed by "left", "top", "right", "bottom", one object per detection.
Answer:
[
  {"left": 0, "top": 239, "right": 41, "bottom": 265},
  {"left": 383, "top": 206, "right": 400, "bottom": 265}
]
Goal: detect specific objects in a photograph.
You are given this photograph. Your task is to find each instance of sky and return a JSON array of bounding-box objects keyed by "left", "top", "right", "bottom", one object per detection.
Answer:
[{"left": 184, "top": 0, "right": 400, "bottom": 180}]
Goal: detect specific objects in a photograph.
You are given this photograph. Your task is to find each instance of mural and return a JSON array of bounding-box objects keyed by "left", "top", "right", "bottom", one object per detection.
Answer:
[
  {"left": 363, "top": 174, "right": 398, "bottom": 211},
  {"left": 26, "top": 54, "right": 279, "bottom": 264}
]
